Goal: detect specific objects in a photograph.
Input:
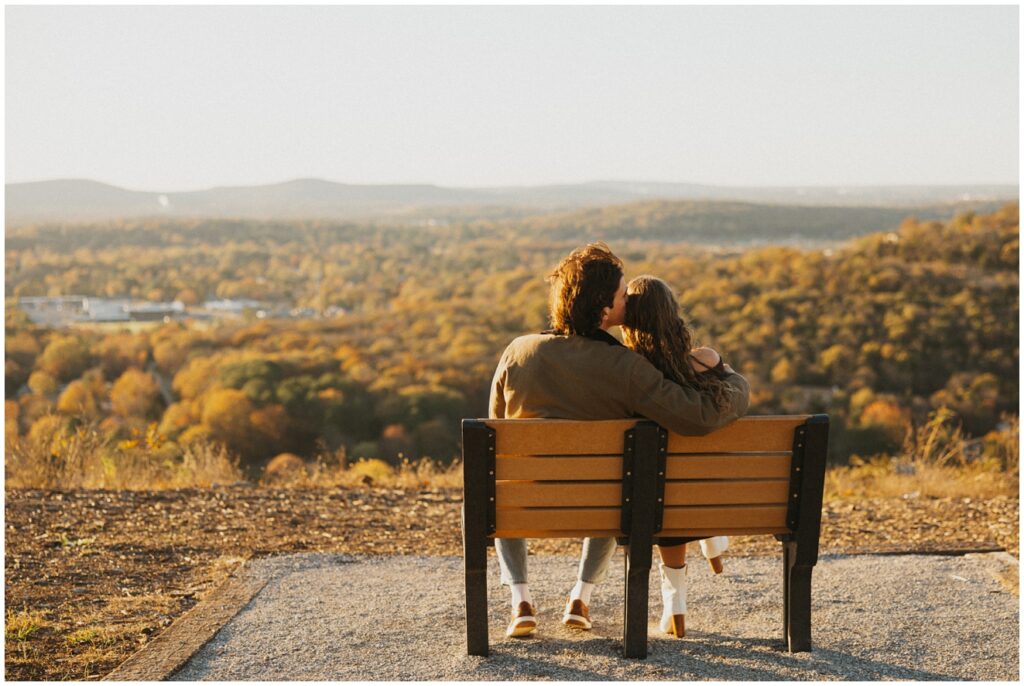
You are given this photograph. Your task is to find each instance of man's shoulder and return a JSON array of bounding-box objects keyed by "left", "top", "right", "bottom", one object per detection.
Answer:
[
  {"left": 502, "top": 332, "right": 642, "bottom": 363},
  {"left": 508, "top": 332, "right": 558, "bottom": 346},
  {"left": 500, "top": 332, "right": 558, "bottom": 359}
]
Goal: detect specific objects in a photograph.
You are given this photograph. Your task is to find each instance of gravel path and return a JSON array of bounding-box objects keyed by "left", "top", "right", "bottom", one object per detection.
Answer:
[{"left": 172, "top": 551, "right": 1018, "bottom": 681}]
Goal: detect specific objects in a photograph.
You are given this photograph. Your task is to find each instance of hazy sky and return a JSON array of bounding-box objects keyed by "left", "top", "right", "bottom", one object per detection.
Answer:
[{"left": 6, "top": 5, "right": 1019, "bottom": 191}]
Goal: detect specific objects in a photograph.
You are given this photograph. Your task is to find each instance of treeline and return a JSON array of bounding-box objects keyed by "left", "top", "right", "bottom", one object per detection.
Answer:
[
  {"left": 504, "top": 199, "right": 1009, "bottom": 244},
  {"left": 4, "top": 204, "right": 1018, "bottom": 471}
]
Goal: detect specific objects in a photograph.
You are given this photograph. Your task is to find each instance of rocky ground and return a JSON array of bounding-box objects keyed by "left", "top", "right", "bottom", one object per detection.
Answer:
[{"left": 4, "top": 486, "right": 1018, "bottom": 681}]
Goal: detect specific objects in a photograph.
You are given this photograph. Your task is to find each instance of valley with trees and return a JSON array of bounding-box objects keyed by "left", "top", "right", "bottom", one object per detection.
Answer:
[{"left": 4, "top": 201, "right": 1018, "bottom": 483}]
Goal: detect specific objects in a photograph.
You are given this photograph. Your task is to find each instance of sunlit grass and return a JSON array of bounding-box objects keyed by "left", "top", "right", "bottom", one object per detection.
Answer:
[
  {"left": 66, "top": 627, "right": 105, "bottom": 645},
  {"left": 825, "top": 456, "right": 1016, "bottom": 501},
  {"left": 5, "top": 609, "right": 50, "bottom": 641},
  {"left": 262, "top": 452, "right": 463, "bottom": 489},
  {"left": 5, "top": 420, "right": 243, "bottom": 490},
  {"left": 827, "top": 411, "right": 1018, "bottom": 501}
]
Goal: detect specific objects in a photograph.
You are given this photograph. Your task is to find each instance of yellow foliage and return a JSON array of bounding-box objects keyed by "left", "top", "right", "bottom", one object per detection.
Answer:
[
  {"left": 172, "top": 356, "right": 219, "bottom": 400},
  {"left": 157, "top": 401, "right": 197, "bottom": 440},
  {"left": 348, "top": 458, "right": 394, "bottom": 482},
  {"left": 201, "top": 389, "right": 255, "bottom": 451},
  {"left": 37, "top": 335, "right": 91, "bottom": 382},
  {"left": 6, "top": 399, "right": 21, "bottom": 441},
  {"left": 57, "top": 380, "right": 98, "bottom": 417},
  {"left": 153, "top": 339, "right": 189, "bottom": 374},
  {"left": 27, "top": 370, "right": 58, "bottom": 396},
  {"left": 769, "top": 359, "right": 795, "bottom": 384},
  {"left": 26, "top": 414, "right": 71, "bottom": 451},
  {"left": 110, "top": 368, "right": 162, "bottom": 420},
  {"left": 178, "top": 424, "right": 212, "bottom": 445}
]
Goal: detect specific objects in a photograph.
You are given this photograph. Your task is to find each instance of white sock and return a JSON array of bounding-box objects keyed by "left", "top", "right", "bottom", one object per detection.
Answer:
[
  {"left": 570, "top": 580, "right": 595, "bottom": 605},
  {"left": 510, "top": 583, "right": 532, "bottom": 608}
]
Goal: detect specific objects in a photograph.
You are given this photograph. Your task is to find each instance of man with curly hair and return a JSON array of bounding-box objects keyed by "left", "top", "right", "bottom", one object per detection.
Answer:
[{"left": 489, "top": 242, "right": 750, "bottom": 639}]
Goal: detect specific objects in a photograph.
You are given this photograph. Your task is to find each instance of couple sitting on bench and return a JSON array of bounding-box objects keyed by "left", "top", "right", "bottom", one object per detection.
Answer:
[{"left": 489, "top": 242, "right": 751, "bottom": 640}]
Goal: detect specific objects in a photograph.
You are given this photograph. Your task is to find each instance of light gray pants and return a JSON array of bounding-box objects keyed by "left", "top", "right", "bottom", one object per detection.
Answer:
[{"left": 496, "top": 536, "right": 618, "bottom": 586}]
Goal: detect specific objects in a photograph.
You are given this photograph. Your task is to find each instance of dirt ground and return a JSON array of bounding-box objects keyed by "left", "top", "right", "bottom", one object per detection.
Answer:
[{"left": 4, "top": 486, "right": 1018, "bottom": 681}]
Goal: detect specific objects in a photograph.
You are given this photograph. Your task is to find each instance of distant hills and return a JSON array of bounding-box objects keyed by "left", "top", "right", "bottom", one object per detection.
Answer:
[{"left": 5, "top": 177, "right": 1017, "bottom": 225}]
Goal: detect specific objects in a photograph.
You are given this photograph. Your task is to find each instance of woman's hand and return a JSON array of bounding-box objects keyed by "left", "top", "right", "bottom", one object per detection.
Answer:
[{"left": 688, "top": 346, "right": 722, "bottom": 372}]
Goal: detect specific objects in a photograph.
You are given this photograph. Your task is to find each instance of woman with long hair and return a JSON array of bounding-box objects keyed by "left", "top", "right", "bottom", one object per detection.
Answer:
[{"left": 621, "top": 274, "right": 734, "bottom": 639}]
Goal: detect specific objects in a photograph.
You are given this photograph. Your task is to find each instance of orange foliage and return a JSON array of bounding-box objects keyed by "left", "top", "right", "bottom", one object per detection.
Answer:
[{"left": 110, "top": 368, "right": 163, "bottom": 420}]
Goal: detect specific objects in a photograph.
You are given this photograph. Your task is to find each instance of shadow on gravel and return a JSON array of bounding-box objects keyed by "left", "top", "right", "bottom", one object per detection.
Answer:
[
  {"left": 469, "top": 633, "right": 965, "bottom": 681},
  {"left": 689, "top": 634, "right": 963, "bottom": 681},
  {"left": 473, "top": 651, "right": 619, "bottom": 681}
]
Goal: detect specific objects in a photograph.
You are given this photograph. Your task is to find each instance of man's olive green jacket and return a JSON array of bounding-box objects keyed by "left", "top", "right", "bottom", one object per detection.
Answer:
[{"left": 488, "top": 331, "right": 750, "bottom": 435}]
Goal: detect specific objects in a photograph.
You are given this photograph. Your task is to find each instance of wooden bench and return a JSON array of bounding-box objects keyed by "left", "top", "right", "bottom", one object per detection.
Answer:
[{"left": 462, "top": 414, "right": 829, "bottom": 658}]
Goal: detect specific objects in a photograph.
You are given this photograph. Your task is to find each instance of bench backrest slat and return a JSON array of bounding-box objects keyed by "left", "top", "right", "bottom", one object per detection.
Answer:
[
  {"left": 666, "top": 416, "right": 807, "bottom": 453},
  {"left": 496, "top": 453, "right": 793, "bottom": 481},
  {"left": 665, "top": 453, "right": 791, "bottom": 479},
  {"left": 495, "top": 503, "right": 791, "bottom": 538},
  {"left": 489, "top": 416, "right": 808, "bottom": 454},
  {"left": 493, "top": 419, "right": 633, "bottom": 456},
  {"left": 496, "top": 506, "right": 621, "bottom": 536},
  {"left": 496, "top": 455, "right": 622, "bottom": 480},
  {"left": 495, "top": 479, "right": 789, "bottom": 508},
  {"left": 661, "top": 504, "right": 789, "bottom": 531},
  {"left": 666, "top": 479, "right": 790, "bottom": 505}
]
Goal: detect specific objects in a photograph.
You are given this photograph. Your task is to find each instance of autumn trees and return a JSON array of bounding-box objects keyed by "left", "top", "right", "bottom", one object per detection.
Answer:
[{"left": 4, "top": 203, "right": 1018, "bottom": 472}]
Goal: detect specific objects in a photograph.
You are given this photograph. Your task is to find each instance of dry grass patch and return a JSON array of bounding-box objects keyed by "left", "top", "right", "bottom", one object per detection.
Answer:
[
  {"left": 827, "top": 410, "right": 1018, "bottom": 501},
  {"left": 98, "top": 589, "right": 179, "bottom": 619},
  {"left": 62, "top": 645, "right": 122, "bottom": 681},
  {"left": 261, "top": 452, "right": 463, "bottom": 490},
  {"left": 66, "top": 627, "right": 115, "bottom": 646},
  {"left": 5, "top": 421, "right": 243, "bottom": 489},
  {"left": 66, "top": 628, "right": 101, "bottom": 645},
  {"left": 5, "top": 609, "right": 50, "bottom": 641},
  {"left": 826, "top": 456, "right": 1016, "bottom": 501}
]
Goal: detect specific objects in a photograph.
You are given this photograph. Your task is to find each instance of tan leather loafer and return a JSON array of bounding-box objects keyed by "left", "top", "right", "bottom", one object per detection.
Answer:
[
  {"left": 562, "top": 597, "right": 592, "bottom": 630},
  {"left": 708, "top": 556, "right": 724, "bottom": 574},
  {"left": 506, "top": 601, "right": 537, "bottom": 638}
]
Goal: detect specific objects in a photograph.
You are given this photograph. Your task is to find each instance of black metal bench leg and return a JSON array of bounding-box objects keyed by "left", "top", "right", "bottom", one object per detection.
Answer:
[
  {"left": 461, "top": 419, "right": 496, "bottom": 658},
  {"left": 623, "top": 541, "right": 651, "bottom": 658},
  {"left": 783, "top": 541, "right": 813, "bottom": 652},
  {"left": 463, "top": 507, "right": 489, "bottom": 656},
  {"left": 782, "top": 540, "right": 792, "bottom": 644}
]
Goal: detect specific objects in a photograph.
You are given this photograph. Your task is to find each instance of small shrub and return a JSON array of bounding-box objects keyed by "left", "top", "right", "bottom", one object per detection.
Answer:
[
  {"left": 982, "top": 414, "right": 1019, "bottom": 473},
  {"left": 262, "top": 453, "right": 306, "bottom": 485},
  {"left": 348, "top": 458, "right": 394, "bottom": 483}
]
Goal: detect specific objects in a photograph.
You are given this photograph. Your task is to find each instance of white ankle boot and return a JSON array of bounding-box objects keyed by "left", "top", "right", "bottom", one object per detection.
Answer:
[
  {"left": 658, "top": 562, "right": 687, "bottom": 637},
  {"left": 699, "top": 536, "right": 729, "bottom": 574}
]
